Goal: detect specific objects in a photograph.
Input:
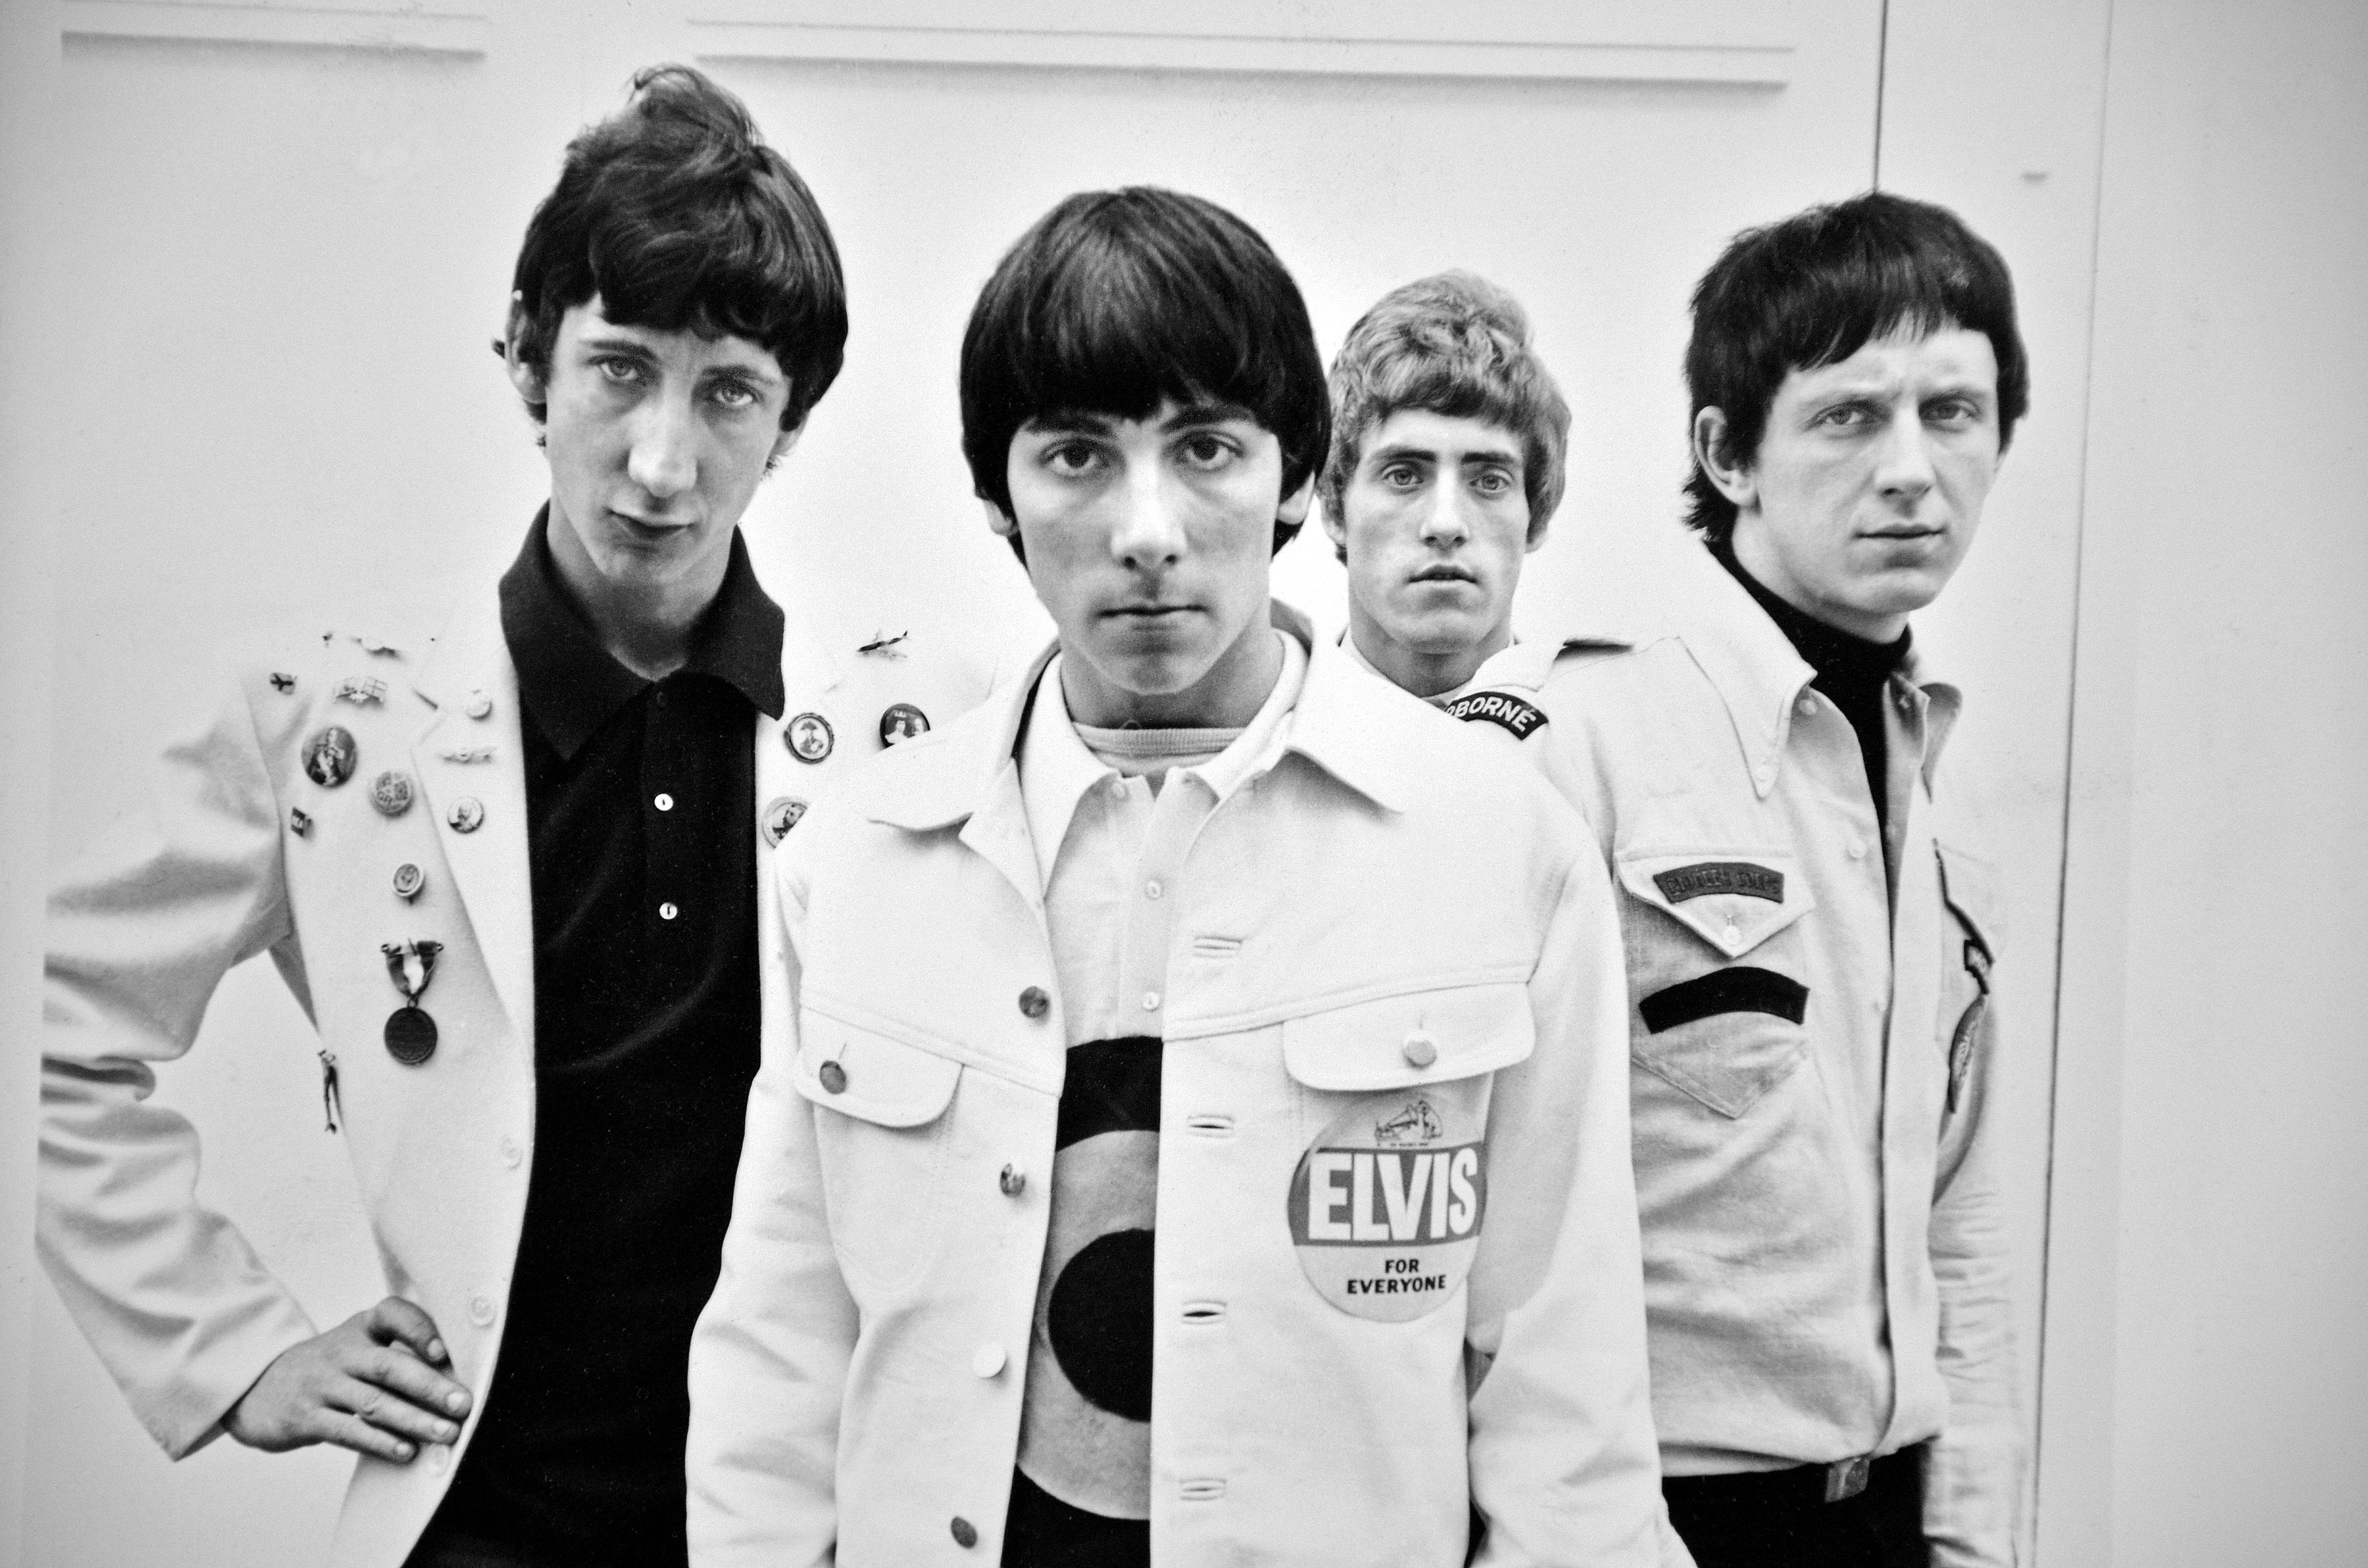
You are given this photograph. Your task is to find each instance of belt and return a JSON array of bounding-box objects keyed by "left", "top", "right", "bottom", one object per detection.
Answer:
[{"left": 1665, "top": 1444, "right": 1921, "bottom": 1507}]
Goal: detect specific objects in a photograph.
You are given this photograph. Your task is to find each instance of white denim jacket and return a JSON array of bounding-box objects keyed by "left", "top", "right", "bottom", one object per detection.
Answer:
[
  {"left": 1439, "top": 553, "right": 2021, "bottom": 1568},
  {"left": 688, "top": 609, "right": 1670, "bottom": 1567}
]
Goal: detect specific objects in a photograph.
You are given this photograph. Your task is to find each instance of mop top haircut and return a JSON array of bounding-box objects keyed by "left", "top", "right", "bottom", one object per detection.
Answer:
[
  {"left": 1319, "top": 270, "right": 1572, "bottom": 557},
  {"left": 960, "top": 186, "right": 1331, "bottom": 558},
  {"left": 507, "top": 63, "right": 847, "bottom": 433},
  {"left": 1683, "top": 189, "right": 2030, "bottom": 542}
]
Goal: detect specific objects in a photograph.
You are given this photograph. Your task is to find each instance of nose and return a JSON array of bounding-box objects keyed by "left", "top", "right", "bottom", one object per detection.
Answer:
[
  {"left": 1873, "top": 414, "right": 1936, "bottom": 505},
  {"left": 1109, "top": 463, "right": 1187, "bottom": 571},
  {"left": 1418, "top": 481, "right": 1472, "bottom": 548},
  {"left": 626, "top": 390, "right": 698, "bottom": 501}
]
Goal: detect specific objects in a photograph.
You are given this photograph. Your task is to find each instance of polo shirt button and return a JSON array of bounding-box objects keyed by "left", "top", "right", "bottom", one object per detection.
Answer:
[
  {"left": 950, "top": 1517, "right": 979, "bottom": 1549},
  {"left": 1848, "top": 839, "right": 1867, "bottom": 861},
  {"left": 1752, "top": 763, "right": 1774, "bottom": 787},
  {"left": 1797, "top": 697, "right": 1817, "bottom": 717},
  {"left": 469, "top": 1295, "right": 494, "bottom": 1327},
  {"left": 499, "top": 1136, "right": 522, "bottom": 1168},
  {"left": 999, "top": 1163, "right": 1026, "bottom": 1196},
  {"left": 1141, "top": 991, "right": 1160, "bottom": 1012},
  {"left": 1107, "top": 778, "right": 1127, "bottom": 799},
  {"left": 818, "top": 1060, "right": 848, "bottom": 1094},
  {"left": 658, "top": 902, "right": 679, "bottom": 921},
  {"left": 1401, "top": 1031, "right": 1437, "bottom": 1068},
  {"left": 972, "top": 1342, "right": 1006, "bottom": 1378},
  {"left": 1723, "top": 923, "right": 1743, "bottom": 946},
  {"left": 1145, "top": 879, "right": 1163, "bottom": 900},
  {"left": 654, "top": 792, "right": 674, "bottom": 811},
  {"left": 1018, "top": 986, "right": 1050, "bottom": 1019}
]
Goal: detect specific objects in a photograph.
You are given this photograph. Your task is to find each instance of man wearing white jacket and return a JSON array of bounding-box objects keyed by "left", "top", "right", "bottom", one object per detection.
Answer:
[{"left": 688, "top": 187, "right": 1671, "bottom": 1567}]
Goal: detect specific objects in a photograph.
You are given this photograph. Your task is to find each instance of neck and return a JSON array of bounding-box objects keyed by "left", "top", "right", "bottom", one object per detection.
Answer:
[
  {"left": 1347, "top": 604, "right": 1509, "bottom": 698},
  {"left": 543, "top": 509, "right": 728, "bottom": 681},
  {"left": 1062, "top": 619, "right": 1284, "bottom": 729}
]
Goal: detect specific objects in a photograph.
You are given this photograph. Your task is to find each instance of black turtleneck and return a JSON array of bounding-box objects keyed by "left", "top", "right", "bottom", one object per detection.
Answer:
[{"left": 1709, "top": 537, "right": 1911, "bottom": 851}]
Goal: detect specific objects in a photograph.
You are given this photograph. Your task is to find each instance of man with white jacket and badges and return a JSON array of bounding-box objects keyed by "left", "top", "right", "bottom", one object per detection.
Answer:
[
  {"left": 38, "top": 67, "right": 986, "bottom": 1568},
  {"left": 687, "top": 187, "right": 1668, "bottom": 1567},
  {"left": 1327, "top": 200, "right": 2026, "bottom": 1567}
]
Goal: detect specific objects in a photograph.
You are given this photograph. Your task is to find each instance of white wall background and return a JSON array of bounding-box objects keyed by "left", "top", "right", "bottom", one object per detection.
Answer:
[{"left": 0, "top": 0, "right": 2357, "bottom": 1563}]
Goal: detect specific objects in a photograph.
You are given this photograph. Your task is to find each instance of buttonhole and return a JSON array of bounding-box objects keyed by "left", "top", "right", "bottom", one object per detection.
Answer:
[
  {"left": 1180, "top": 1301, "right": 1226, "bottom": 1325},
  {"left": 1184, "top": 1114, "right": 1234, "bottom": 1136},
  {"left": 1190, "top": 935, "right": 1243, "bottom": 958},
  {"left": 1179, "top": 1479, "right": 1228, "bottom": 1502}
]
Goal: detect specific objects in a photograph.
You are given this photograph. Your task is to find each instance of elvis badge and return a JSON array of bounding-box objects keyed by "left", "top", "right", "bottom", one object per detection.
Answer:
[{"left": 1287, "top": 1090, "right": 1487, "bottom": 1322}]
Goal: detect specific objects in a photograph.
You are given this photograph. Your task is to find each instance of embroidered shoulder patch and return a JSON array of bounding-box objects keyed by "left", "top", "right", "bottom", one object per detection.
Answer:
[
  {"left": 1445, "top": 690, "right": 1548, "bottom": 739},
  {"left": 1652, "top": 861, "right": 1784, "bottom": 904}
]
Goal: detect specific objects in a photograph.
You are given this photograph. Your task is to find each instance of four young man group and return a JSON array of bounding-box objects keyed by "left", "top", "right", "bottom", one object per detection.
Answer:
[{"left": 38, "top": 65, "right": 2024, "bottom": 1568}]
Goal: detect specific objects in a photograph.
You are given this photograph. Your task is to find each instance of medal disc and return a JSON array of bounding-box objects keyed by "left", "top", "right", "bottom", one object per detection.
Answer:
[{"left": 384, "top": 1005, "right": 438, "bottom": 1065}]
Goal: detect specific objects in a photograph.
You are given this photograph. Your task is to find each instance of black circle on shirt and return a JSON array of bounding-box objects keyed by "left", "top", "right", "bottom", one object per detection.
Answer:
[{"left": 1046, "top": 1227, "right": 1154, "bottom": 1421}]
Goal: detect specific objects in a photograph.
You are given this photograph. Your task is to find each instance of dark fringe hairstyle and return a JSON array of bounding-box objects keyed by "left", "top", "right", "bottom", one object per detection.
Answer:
[
  {"left": 1684, "top": 189, "right": 2029, "bottom": 541},
  {"left": 959, "top": 187, "right": 1330, "bottom": 557},
  {"left": 508, "top": 64, "right": 846, "bottom": 432}
]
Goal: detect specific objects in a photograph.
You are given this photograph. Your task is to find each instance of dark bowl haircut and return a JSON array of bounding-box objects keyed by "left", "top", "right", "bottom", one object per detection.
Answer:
[
  {"left": 1683, "top": 189, "right": 2030, "bottom": 541},
  {"left": 508, "top": 64, "right": 847, "bottom": 433},
  {"left": 960, "top": 187, "right": 1331, "bottom": 558}
]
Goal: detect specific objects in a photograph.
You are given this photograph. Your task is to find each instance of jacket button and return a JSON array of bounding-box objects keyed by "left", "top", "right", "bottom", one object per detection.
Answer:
[
  {"left": 498, "top": 1136, "right": 522, "bottom": 1168},
  {"left": 950, "top": 1516, "right": 979, "bottom": 1549},
  {"left": 428, "top": 1444, "right": 450, "bottom": 1473},
  {"left": 1018, "top": 986, "right": 1050, "bottom": 1020},
  {"left": 818, "top": 1060, "right": 848, "bottom": 1094},
  {"left": 469, "top": 1295, "right": 494, "bottom": 1327},
  {"left": 999, "top": 1163, "right": 1026, "bottom": 1196},
  {"left": 1401, "top": 1032, "right": 1437, "bottom": 1068},
  {"left": 972, "top": 1342, "right": 1007, "bottom": 1378}
]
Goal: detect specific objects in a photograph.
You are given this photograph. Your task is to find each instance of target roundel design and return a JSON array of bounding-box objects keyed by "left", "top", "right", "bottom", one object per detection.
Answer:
[{"left": 1015, "top": 1037, "right": 1162, "bottom": 1523}]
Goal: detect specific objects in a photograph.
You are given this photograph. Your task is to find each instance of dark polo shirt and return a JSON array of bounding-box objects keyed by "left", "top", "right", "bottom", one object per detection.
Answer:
[{"left": 424, "top": 512, "right": 783, "bottom": 1568}]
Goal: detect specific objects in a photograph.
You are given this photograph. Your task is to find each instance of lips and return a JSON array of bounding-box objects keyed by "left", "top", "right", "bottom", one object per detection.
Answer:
[
  {"left": 611, "top": 510, "right": 691, "bottom": 543},
  {"left": 1410, "top": 565, "right": 1478, "bottom": 585}
]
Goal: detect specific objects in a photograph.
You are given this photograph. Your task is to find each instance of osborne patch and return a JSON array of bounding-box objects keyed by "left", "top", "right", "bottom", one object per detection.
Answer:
[{"left": 1444, "top": 690, "right": 1548, "bottom": 740}]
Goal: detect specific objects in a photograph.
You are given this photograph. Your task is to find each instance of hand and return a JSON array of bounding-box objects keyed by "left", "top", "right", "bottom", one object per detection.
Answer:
[{"left": 222, "top": 1296, "right": 474, "bottom": 1463}]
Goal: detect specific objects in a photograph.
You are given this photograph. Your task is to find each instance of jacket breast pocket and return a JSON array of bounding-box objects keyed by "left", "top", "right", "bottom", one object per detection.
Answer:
[
  {"left": 1935, "top": 841, "right": 2003, "bottom": 1115},
  {"left": 1279, "top": 984, "right": 1531, "bottom": 1322},
  {"left": 795, "top": 1008, "right": 962, "bottom": 1291},
  {"left": 1616, "top": 847, "right": 1816, "bottom": 1118}
]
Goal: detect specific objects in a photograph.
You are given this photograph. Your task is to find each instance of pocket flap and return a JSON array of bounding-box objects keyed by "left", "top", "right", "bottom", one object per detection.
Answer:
[
  {"left": 794, "top": 1009, "right": 961, "bottom": 1127},
  {"left": 1282, "top": 983, "right": 1534, "bottom": 1092},
  {"left": 1617, "top": 849, "right": 1815, "bottom": 958},
  {"left": 1936, "top": 839, "right": 2004, "bottom": 959}
]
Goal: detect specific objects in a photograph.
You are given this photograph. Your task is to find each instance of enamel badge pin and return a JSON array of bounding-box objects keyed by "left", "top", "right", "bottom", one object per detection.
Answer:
[{"left": 380, "top": 939, "right": 443, "bottom": 1065}]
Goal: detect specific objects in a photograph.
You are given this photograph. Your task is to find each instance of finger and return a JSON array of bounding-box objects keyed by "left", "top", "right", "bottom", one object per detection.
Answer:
[
  {"left": 353, "top": 1342, "right": 472, "bottom": 1426},
  {"left": 312, "top": 1403, "right": 422, "bottom": 1465},
  {"left": 365, "top": 1296, "right": 451, "bottom": 1367},
  {"left": 329, "top": 1373, "right": 461, "bottom": 1448}
]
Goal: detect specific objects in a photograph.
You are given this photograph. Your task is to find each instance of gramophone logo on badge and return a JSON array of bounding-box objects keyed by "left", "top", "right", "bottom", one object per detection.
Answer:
[{"left": 1286, "top": 1091, "right": 1486, "bottom": 1323}]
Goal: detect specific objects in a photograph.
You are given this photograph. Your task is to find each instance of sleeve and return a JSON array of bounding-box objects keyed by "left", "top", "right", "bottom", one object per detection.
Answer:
[
  {"left": 37, "top": 655, "right": 319, "bottom": 1458},
  {"left": 685, "top": 834, "right": 859, "bottom": 1568},
  {"left": 1925, "top": 917, "right": 2025, "bottom": 1567},
  {"left": 1463, "top": 827, "right": 1688, "bottom": 1567}
]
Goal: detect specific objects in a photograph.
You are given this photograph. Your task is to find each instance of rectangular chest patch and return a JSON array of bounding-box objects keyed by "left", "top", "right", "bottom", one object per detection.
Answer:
[
  {"left": 1652, "top": 860, "right": 1784, "bottom": 904},
  {"left": 1445, "top": 690, "right": 1548, "bottom": 739}
]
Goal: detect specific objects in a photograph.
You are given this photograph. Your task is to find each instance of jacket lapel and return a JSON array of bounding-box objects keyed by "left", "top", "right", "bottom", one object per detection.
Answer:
[{"left": 407, "top": 588, "right": 535, "bottom": 1046}]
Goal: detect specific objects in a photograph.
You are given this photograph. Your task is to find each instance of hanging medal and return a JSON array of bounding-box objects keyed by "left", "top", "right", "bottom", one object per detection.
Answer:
[{"left": 380, "top": 938, "right": 444, "bottom": 1065}]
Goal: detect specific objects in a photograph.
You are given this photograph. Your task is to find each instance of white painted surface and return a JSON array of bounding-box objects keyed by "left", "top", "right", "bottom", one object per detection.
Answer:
[{"left": 2049, "top": 0, "right": 2368, "bottom": 1562}]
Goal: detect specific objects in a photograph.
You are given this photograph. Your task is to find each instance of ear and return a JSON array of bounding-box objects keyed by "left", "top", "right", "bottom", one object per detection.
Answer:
[
  {"left": 1692, "top": 406, "right": 1756, "bottom": 511},
  {"left": 769, "top": 420, "right": 804, "bottom": 467},
  {"left": 1277, "top": 472, "right": 1315, "bottom": 530},
  {"left": 983, "top": 497, "right": 1019, "bottom": 539},
  {"left": 1524, "top": 514, "right": 1551, "bottom": 554},
  {"left": 502, "top": 293, "right": 543, "bottom": 406},
  {"left": 1318, "top": 494, "right": 1348, "bottom": 556}
]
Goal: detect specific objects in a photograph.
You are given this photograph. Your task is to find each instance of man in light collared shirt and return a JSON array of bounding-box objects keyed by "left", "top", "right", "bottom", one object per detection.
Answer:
[
  {"left": 1328, "top": 198, "right": 2029, "bottom": 1568},
  {"left": 688, "top": 188, "right": 1672, "bottom": 1567}
]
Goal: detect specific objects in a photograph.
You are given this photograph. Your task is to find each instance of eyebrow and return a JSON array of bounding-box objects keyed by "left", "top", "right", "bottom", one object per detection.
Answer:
[{"left": 1369, "top": 439, "right": 1524, "bottom": 466}]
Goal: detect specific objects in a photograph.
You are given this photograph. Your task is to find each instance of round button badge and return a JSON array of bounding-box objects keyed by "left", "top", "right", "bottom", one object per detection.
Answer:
[
  {"left": 392, "top": 862, "right": 426, "bottom": 901},
  {"left": 761, "top": 796, "right": 809, "bottom": 847},
  {"left": 370, "top": 770, "right": 415, "bottom": 818},
  {"left": 786, "top": 712, "right": 835, "bottom": 763},
  {"left": 1286, "top": 1090, "right": 1487, "bottom": 1323},
  {"left": 301, "top": 726, "right": 358, "bottom": 789},
  {"left": 878, "top": 703, "right": 930, "bottom": 747},
  {"left": 447, "top": 797, "right": 485, "bottom": 834}
]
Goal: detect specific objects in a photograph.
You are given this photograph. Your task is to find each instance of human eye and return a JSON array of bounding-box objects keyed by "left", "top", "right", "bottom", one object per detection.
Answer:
[
  {"left": 1041, "top": 440, "right": 1104, "bottom": 478},
  {"left": 1924, "top": 396, "right": 1984, "bottom": 428},
  {"left": 1817, "top": 400, "right": 1879, "bottom": 430},
  {"left": 1176, "top": 430, "right": 1241, "bottom": 472},
  {"left": 592, "top": 355, "right": 647, "bottom": 387},
  {"left": 1471, "top": 466, "right": 1516, "bottom": 497},
  {"left": 1378, "top": 461, "right": 1424, "bottom": 491},
  {"left": 706, "top": 377, "right": 762, "bottom": 411}
]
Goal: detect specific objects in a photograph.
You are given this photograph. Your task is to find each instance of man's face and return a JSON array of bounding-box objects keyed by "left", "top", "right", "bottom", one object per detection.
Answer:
[
  {"left": 518, "top": 296, "right": 797, "bottom": 602},
  {"left": 1707, "top": 324, "right": 2002, "bottom": 641},
  {"left": 1324, "top": 409, "right": 1535, "bottom": 685},
  {"left": 997, "top": 399, "right": 1309, "bottom": 727}
]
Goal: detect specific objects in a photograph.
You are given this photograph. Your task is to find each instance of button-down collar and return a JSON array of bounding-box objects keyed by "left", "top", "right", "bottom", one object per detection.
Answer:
[
  {"left": 1671, "top": 541, "right": 1962, "bottom": 797},
  {"left": 498, "top": 508, "right": 786, "bottom": 760}
]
